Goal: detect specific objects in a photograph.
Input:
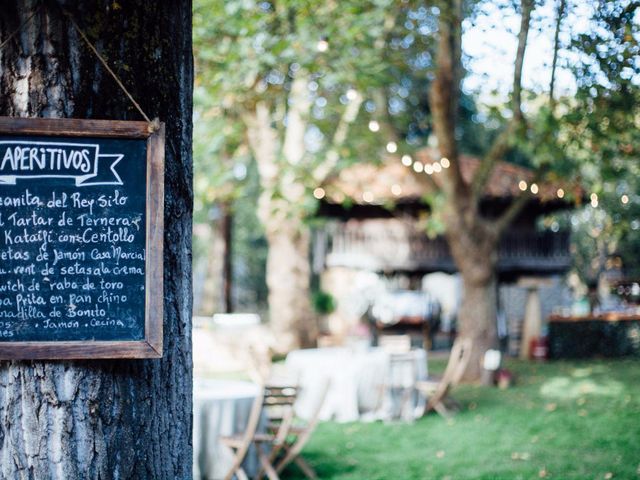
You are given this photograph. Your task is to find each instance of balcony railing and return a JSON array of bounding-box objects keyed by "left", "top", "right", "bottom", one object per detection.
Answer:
[{"left": 314, "top": 221, "right": 571, "bottom": 273}]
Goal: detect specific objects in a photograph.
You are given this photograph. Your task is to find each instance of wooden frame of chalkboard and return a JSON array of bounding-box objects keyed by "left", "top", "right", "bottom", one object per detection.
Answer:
[{"left": 0, "top": 117, "right": 164, "bottom": 359}]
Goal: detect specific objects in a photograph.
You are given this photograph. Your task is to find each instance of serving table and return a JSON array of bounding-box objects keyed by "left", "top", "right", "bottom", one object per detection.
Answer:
[{"left": 548, "top": 313, "right": 640, "bottom": 359}]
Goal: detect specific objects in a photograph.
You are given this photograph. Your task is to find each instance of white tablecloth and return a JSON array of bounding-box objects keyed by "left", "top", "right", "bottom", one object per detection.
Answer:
[
  {"left": 193, "top": 379, "right": 262, "bottom": 480},
  {"left": 285, "top": 347, "right": 427, "bottom": 422}
]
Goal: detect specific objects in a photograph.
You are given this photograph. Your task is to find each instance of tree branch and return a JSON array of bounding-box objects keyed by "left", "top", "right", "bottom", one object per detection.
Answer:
[
  {"left": 429, "top": 0, "right": 466, "bottom": 198},
  {"left": 471, "top": 0, "right": 533, "bottom": 203},
  {"left": 283, "top": 74, "right": 312, "bottom": 166},
  {"left": 493, "top": 166, "right": 546, "bottom": 235},
  {"left": 549, "top": 0, "right": 566, "bottom": 112},
  {"left": 493, "top": 191, "right": 531, "bottom": 235},
  {"left": 312, "top": 90, "right": 363, "bottom": 182},
  {"left": 512, "top": 0, "right": 532, "bottom": 122},
  {"left": 243, "top": 101, "right": 279, "bottom": 190}
]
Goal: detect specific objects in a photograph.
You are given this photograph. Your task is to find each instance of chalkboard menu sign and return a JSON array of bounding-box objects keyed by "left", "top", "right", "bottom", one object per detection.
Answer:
[{"left": 0, "top": 118, "right": 164, "bottom": 359}]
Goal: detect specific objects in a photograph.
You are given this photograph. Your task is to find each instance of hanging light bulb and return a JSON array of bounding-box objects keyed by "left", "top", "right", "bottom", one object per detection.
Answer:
[
  {"left": 557, "top": 188, "right": 565, "bottom": 199},
  {"left": 368, "top": 120, "right": 380, "bottom": 132},
  {"left": 518, "top": 180, "right": 528, "bottom": 191},
  {"left": 401, "top": 154, "right": 412, "bottom": 166},
  {"left": 386, "top": 141, "right": 397, "bottom": 153},
  {"left": 432, "top": 162, "right": 442, "bottom": 173},
  {"left": 316, "top": 39, "right": 329, "bottom": 52},
  {"left": 530, "top": 183, "right": 539, "bottom": 194},
  {"left": 440, "top": 157, "right": 450, "bottom": 168},
  {"left": 313, "top": 187, "right": 325, "bottom": 199},
  {"left": 346, "top": 89, "right": 358, "bottom": 101},
  {"left": 413, "top": 161, "right": 424, "bottom": 173}
]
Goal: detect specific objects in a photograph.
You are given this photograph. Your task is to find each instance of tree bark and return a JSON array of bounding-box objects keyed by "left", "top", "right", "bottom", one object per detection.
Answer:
[
  {"left": 0, "top": 2, "right": 192, "bottom": 479},
  {"left": 429, "top": 0, "right": 534, "bottom": 380},
  {"left": 444, "top": 212, "right": 499, "bottom": 380},
  {"left": 263, "top": 218, "right": 317, "bottom": 350},
  {"left": 221, "top": 203, "right": 233, "bottom": 313},
  {"left": 245, "top": 91, "right": 319, "bottom": 349}
]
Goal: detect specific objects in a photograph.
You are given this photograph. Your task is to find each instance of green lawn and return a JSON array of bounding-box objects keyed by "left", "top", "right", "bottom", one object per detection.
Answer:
[{"left": 286, "top": 359, "right": 640, "bottom": 480}]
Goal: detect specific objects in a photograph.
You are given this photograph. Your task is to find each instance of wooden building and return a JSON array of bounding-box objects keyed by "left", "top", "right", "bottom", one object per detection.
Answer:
[{"left": 312, "top": 149, "right": 575, "bottom": 352}]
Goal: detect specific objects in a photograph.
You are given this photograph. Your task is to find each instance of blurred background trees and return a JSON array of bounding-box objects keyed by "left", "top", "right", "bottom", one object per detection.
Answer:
[{"left": 193, "top": 0, "right": 640, "bottom": 370}]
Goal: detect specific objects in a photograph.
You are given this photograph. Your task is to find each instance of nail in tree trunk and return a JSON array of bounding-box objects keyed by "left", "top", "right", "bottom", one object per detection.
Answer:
[{"left": 0, "top": 2, "right": 193, "bottom": 478}]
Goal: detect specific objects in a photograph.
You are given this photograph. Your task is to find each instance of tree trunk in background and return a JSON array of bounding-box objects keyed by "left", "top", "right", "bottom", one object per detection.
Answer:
[
  {"left": 221, "top": 203, "right": 233, "bottom": 313},
  {"left": 0, "top": 2, "right": 193, "bottom": 479},
  {"left": 263, "top": 218, "right": 317, "bottom": 350},
  {"left": 457, "top": 273, "right": 498, "bottom": 378},
  {"left": 245, "top": 93, "right": 317, "bottom": 350},
  {"left": 196, "top": 220, "right": 225, "bottom": 315},
  {"left": 445, "top": 209, "right": 499, "bottom": 380}
]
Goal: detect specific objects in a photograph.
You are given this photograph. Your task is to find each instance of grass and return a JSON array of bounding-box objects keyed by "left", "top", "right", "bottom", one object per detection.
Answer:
[{"left": 285, "top": 359, "right": 640, "bottom": 480}]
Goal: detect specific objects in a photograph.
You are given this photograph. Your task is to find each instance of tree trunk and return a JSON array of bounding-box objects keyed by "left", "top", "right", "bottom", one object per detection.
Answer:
[
  {"left": 0, "top": 2, "right": 193, "bottom": 479},
  {"left": 195, "top": 220, "right": 225, "bottom": 316},
  {"left": 457, "top": 271, "right": 498, "bottom": 380},
  {"left": 245, "top": 97, "right": 318, "bottom": 350},
  {"left": 445, "top": 208, "right": 499, "bottom": 381},
  {"left": 221, "top": 203, "right": 233, "bottom": 313},
  {"left": 263, "top": 218, "right": 317, "bottom": 350}
]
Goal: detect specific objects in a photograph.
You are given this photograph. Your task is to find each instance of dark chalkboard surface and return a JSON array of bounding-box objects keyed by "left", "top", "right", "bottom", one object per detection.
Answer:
[{"left": 0, "top": 118, "right": 164, "bottom": 359}]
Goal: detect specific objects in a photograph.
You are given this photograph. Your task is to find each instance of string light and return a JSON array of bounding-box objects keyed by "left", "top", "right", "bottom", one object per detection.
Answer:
[
  {"left": 313, "top": 187, "right": 325, "bottom": 199},
  {"left": 440, "top": 157, "right": 450, "bottom": 168},
  {"left": 391, "top": 184, "right": 402, "bottom": 196},
  {"left": 401, "top": 154, "right": 412, "bottom": 166},
  {"left": 530, "top": 183, "right": 539, "bottom": 194},
  {"left": 368, "top": 120, "right": 380, "bottom": 132},
  {"left": 621, "top": 194, "right": 629, "bottom": 204},
  {"left": 518, "top": 180, "right": 528, "bottom": 191},
  {"left": 424, "top": 164, "right": 434, "bottom": 175},
  {"left": 346, "top": 89, "right": 358, "bottom": 101},
  {"left": 590, "top": 193, "right": 598, "bottom": 208},
  {"left": 362, "top": 191, "right": 374, "bottom": 202},
  {"left": 413, "top": 161, "right": 424, "bottom": 173},
  {"left": 386, "top": 141, "right": 397, "bottom": 153},
  {"left": 316, "top": 39, "right": 329, "bottom": 52},
  {"left": 556, "top": 188, "right": 565, "bottom": 199},
  {"left": 432, "top": 162, "right": 442, "bottom": 173}
]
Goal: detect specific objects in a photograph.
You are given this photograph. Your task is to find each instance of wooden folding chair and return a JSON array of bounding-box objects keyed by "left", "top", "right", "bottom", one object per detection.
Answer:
[
  {"left": 221, "top": 386, "right": 265, "bottom": 480},
  {"left": 415, "top": 338, "right": 473, "bottom": 418},
  {"left": 273, "top": 379, "right": 330, "bottom": 480},
  {"left": 377, "top": 335, "right": 418, "bottom": 421},
  {"left": 220, "top": 384, "right": 297, "bottom": 480},
  {"left": 254, "top": 385, "right": 299, "bottom": 480}
]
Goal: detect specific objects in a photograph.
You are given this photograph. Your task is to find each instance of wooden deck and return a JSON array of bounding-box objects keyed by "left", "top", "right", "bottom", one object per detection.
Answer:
[{"left": 313, "top": 220, "right": 571, "bottom": 274}]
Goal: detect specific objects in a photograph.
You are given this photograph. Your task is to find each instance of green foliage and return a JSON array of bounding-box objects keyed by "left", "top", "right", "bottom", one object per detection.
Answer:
[
  {"left": 312, "top": 290, "right": 337, "bottom": 315},
  {"left": 193, "top": 0, "right": 441, "bottom": 194},
  {"left": 561, "top": 1, "right": 639, "bottom": 189},
  {"left": 553, "top": 0, "right": 640, "bottom": 282}
]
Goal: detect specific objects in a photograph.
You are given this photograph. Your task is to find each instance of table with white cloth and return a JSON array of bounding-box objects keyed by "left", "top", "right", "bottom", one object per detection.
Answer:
[
  {"left": 193, "top": 379, "right": 264, "bottom": 480},
  {"left": 285, "top": 347, "right": 428, "bottom": 423}
]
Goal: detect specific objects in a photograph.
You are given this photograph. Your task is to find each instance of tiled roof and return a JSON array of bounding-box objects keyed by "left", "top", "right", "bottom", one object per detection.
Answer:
[{"left": 323, "top": 148, "right": 574, "bottom": 204}]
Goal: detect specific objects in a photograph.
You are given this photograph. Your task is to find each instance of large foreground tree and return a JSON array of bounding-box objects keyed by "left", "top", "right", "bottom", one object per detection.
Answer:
[{"left": 0, "top": 2, "right": 192, "bottom": 478}]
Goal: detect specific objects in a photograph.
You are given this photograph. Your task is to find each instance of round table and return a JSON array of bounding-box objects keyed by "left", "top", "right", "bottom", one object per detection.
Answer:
[
  {"left": 285, "top": 347, "right": 428, "bottom": 422},
  {"left": 193, "top": 379, "right": 261, "bottom": 480}
]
